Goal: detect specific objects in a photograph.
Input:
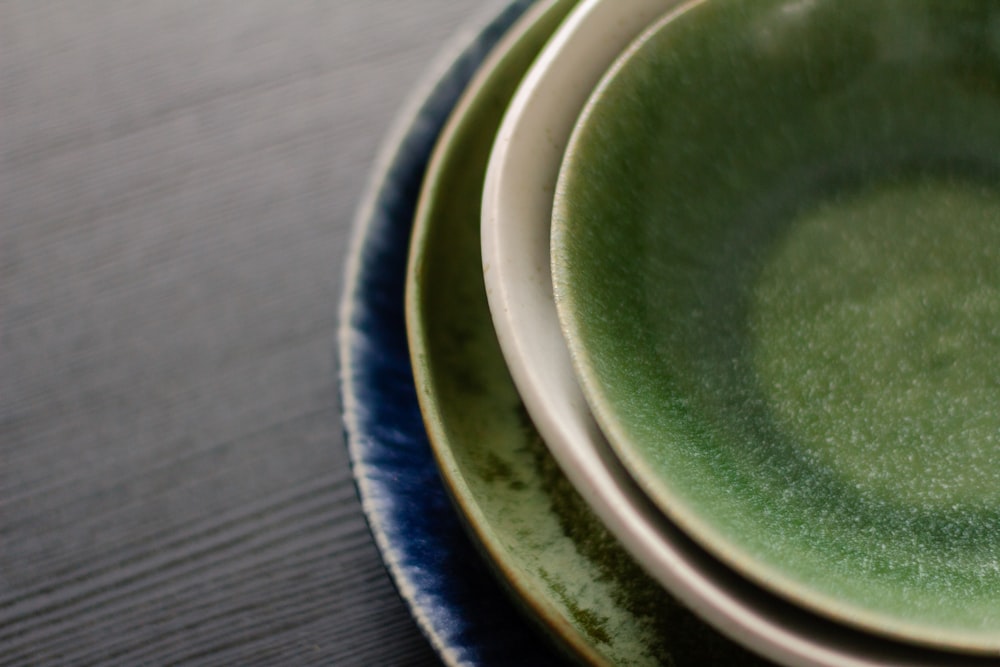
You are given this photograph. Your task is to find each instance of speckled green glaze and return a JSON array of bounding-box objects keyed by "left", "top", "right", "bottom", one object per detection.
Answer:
[
  {"left": 553, "top": 0, "right": 1000, "bottom": 652},
  {"left": 406, "top": 2, "right": 770, "bottom": 665}
]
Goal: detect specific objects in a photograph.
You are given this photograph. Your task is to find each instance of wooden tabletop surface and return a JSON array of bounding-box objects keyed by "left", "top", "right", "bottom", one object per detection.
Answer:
[{"left": 1, "top": 2, "right": 494, "bottom": 664}]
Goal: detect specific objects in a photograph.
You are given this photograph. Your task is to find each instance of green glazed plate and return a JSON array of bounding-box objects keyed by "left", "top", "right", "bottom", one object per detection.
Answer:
[
  {"left": 405, "top": 1, "right": 769, "bottom": 664},
  {"left": 553, "top": 0, "right": 1000, "bottom": 653}
]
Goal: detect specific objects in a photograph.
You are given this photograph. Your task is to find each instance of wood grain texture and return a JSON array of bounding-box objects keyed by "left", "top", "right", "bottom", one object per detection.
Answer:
[{"left": 1, "top": 2, "right": 492, "bottom": 664}]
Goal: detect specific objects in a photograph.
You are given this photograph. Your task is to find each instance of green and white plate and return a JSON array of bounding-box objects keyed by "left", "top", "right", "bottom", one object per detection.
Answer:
[{"left": 553, "top": 0, "right": 1000, "bottom": 653}]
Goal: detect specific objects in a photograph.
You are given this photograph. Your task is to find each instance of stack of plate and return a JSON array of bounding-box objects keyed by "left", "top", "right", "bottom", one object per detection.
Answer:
[{"left": 340, "top": 1, "right": 1000, "bottom": 665}]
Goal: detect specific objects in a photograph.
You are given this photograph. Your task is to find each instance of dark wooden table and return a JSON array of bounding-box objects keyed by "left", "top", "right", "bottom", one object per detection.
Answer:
[{"left": 1, "top": 2, "right": 493, "bottom": 664}]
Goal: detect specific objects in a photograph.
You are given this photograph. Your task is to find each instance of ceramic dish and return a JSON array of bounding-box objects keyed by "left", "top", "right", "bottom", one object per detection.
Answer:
[
  {"left": 406, "top": 1, "right": 772, "bottom": 664},
  {"left": 339, "top": 2, "right": 568, "bottom": 664},
  {"left": 481, "top": 0, "right": 1000, "bottom": 664},
  {"left": 552, "top": 0, "right": 1000, "bottom": 653}
]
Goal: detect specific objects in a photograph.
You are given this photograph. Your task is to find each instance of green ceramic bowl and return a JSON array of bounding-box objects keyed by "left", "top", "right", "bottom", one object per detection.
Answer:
[{"left": 553, "top": 0, "right": 1000, "bottom": 653}]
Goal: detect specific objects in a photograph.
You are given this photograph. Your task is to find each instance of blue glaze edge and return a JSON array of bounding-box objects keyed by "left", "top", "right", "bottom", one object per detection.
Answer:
[{"left": 337, "top": 2, "right": 564, "bottom": 665}]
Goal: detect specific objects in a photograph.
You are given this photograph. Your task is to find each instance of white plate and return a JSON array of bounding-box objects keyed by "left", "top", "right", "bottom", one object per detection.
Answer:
[{"left": 480, "top": 1, "right": 998, "bottom": 665}]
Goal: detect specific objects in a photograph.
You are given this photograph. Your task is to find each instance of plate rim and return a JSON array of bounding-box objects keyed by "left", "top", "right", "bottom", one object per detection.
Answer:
[{"left": 337, "top": 2, "right": 560, "bottom": 665}]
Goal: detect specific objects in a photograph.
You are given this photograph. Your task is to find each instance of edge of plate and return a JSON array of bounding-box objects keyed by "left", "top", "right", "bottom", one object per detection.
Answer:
[{"left": 338, "top": 3, "right": 538, "bottom": 665}]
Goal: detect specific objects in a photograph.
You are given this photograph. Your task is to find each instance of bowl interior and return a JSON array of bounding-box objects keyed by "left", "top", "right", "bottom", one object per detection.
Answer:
[{"left": 553, "top": 0, "right": 1000, "bottom": 652}]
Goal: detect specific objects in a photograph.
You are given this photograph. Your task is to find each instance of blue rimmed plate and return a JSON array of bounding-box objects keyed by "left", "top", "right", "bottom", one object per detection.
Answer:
[{"left": 338, "top": 2, "right": 568, "bottom": 665}]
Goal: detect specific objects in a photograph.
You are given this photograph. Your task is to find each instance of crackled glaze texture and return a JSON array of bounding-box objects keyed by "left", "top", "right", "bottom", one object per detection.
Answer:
[{"left": 553, "top": 0, "right": 1000, "bottom": 652}]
